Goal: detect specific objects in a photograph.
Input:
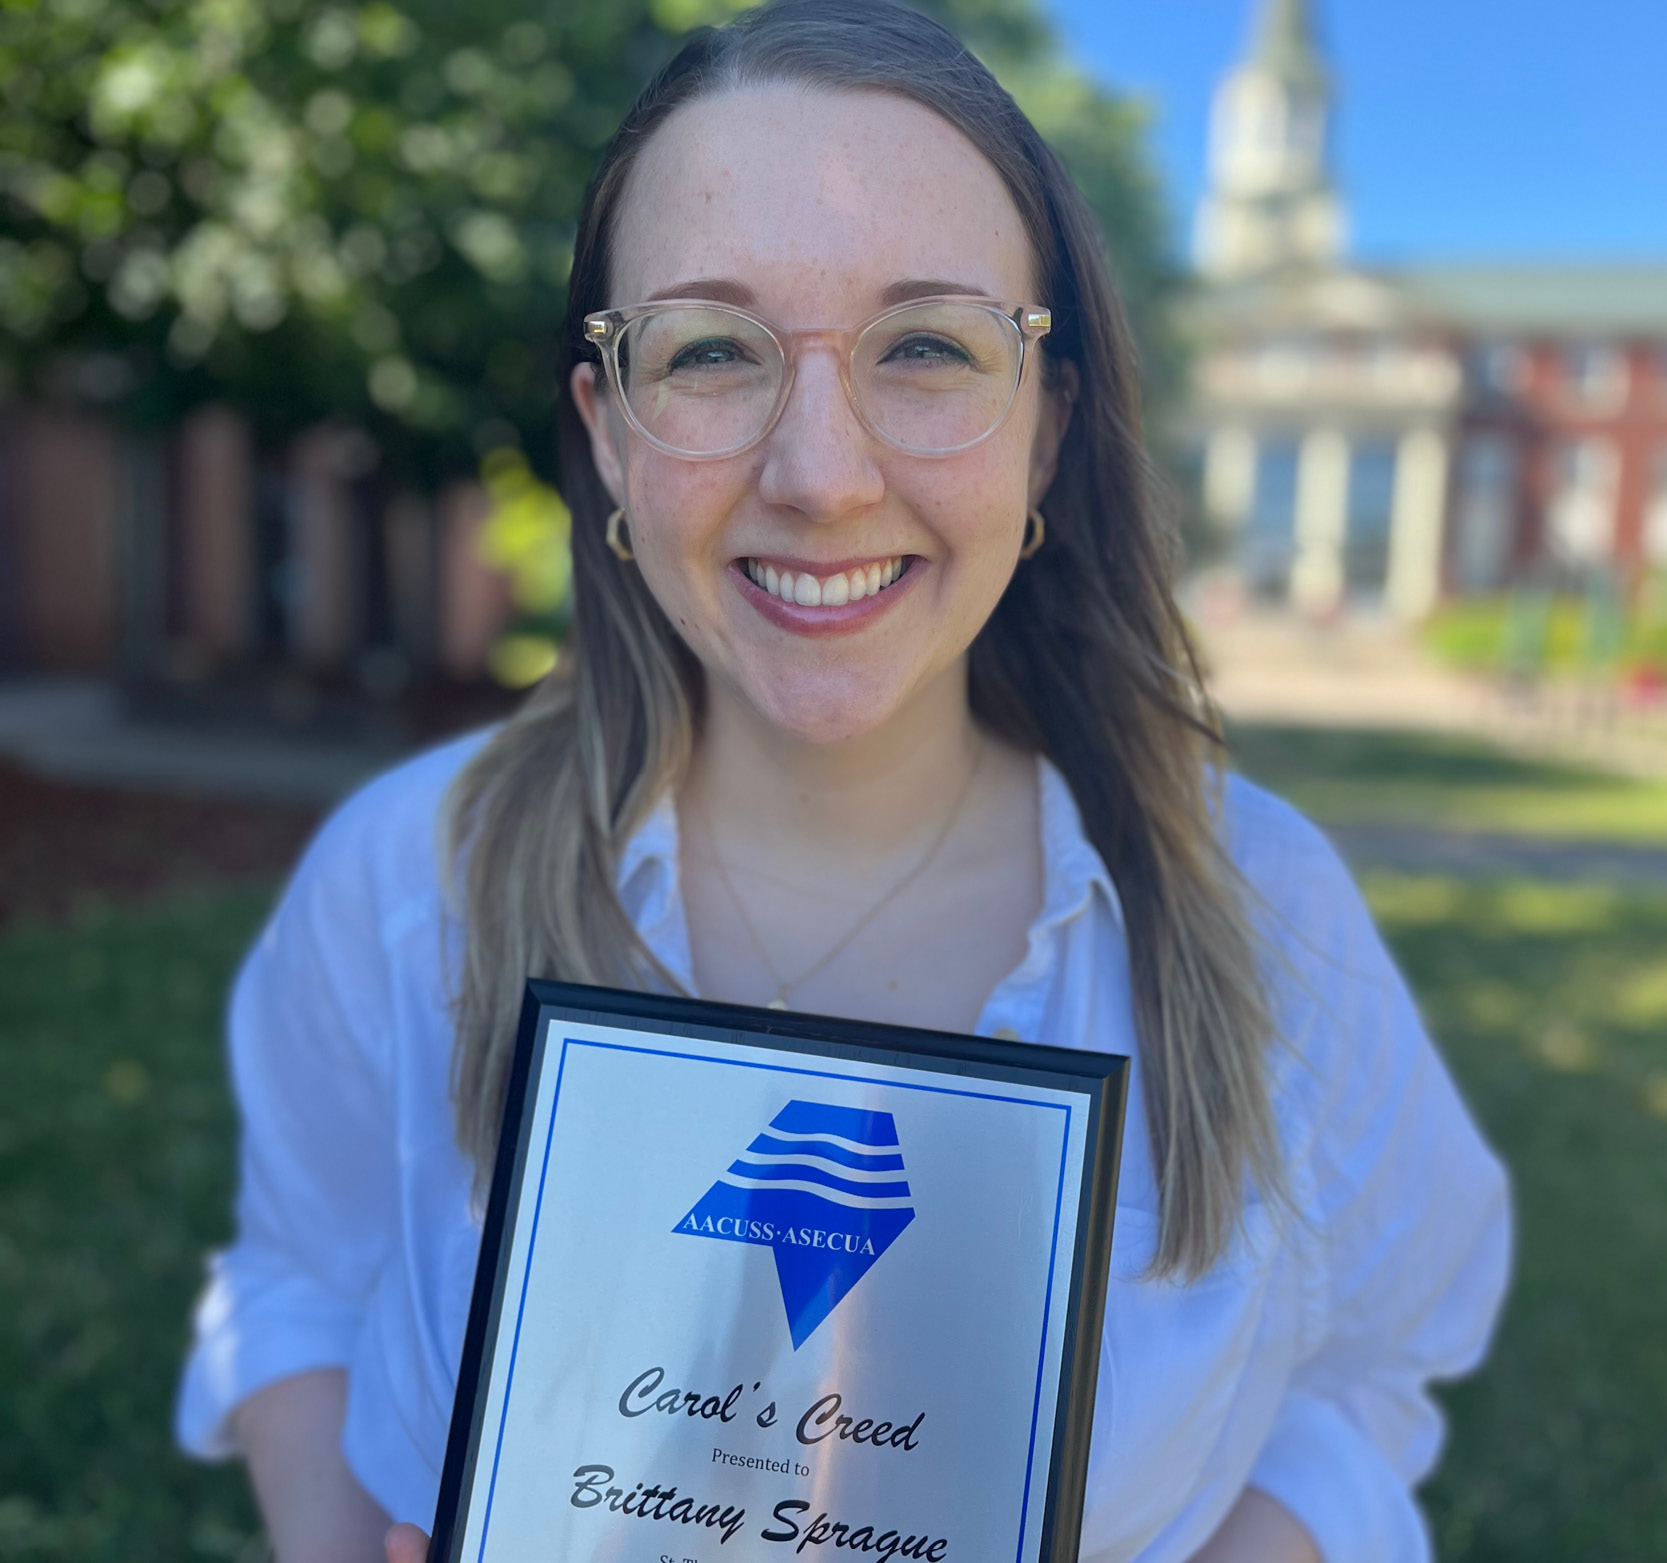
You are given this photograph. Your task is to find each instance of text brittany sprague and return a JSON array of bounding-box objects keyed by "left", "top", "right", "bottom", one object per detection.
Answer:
[{"left": 570, "top": 1466, "right": 950, "bottom": 1560}]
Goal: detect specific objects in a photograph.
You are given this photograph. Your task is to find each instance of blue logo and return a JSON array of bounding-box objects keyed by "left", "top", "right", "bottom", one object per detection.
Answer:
[{"left": 674, "top": 1100, "right": 915, "bottom": 1349}]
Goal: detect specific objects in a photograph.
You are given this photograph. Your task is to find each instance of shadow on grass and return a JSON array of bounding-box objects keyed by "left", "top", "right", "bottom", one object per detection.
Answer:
[
  {"left": 1228, "top": 725, "right": 1608, "bottom": 792},
  {"left": 1227, "top": 725, "right": 1667, "bottom": 844}
]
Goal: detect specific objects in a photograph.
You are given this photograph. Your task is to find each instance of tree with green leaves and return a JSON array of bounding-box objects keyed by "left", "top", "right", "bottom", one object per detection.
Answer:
[{"left": 1, "top": 0, "right": 1175, "bottom": 494}]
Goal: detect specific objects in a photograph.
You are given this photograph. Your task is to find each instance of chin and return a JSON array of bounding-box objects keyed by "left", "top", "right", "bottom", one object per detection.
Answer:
[{"left": 744, "top": 673, "right": 911, "bottom": 747}]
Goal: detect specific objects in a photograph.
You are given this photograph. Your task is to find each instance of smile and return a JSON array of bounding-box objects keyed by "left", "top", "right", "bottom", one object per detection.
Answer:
[{"left": 741, "top": 556, "right": 910, "bottom": 607}]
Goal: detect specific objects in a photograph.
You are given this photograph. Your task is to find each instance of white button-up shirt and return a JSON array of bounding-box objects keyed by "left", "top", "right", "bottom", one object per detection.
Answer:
[{"left": 177, "top": 731, "right": 1510, "bottom": 1563}]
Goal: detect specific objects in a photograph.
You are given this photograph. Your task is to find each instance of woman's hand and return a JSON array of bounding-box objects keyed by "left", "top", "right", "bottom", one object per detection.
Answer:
[
  {"left": 1189, "top": 1488, "right": 1321, "bottom": 1563},
  {"left": 384, "top": 1523, "right": 430, "bottom": 1562}
]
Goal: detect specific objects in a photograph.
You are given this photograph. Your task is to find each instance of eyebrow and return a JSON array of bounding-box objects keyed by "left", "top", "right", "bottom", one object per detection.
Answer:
[
  {"left": 643, "top": 277, "right": 758, "bottom": 305},
  {"left": 878, "top": 278, "right": 993, "bottom": 305},
  {"left": 639, "top": 277, "right": 996, "bottom": 308}
]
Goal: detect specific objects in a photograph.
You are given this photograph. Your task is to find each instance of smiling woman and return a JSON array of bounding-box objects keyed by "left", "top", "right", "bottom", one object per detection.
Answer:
[{"left": 174, "top": 5, "right": 1510, "bottom": 1563}]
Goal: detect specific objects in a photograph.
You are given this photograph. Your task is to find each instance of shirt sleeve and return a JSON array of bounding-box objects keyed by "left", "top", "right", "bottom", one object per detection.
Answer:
[
  {"left": 175, "top": 797, "right": 400, "bottom": 1458},
  {"left": 1244, "top": 825, "right": 1513, "bottom": 1563}
]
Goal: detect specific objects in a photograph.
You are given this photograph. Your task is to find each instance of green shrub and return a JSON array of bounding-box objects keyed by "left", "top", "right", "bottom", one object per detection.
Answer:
[{"left": 1423, "top": 584, "right": 1667, "bottom": 677}]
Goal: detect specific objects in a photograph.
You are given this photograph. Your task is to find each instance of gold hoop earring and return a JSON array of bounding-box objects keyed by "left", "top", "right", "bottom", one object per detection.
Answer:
[
  {"left": 605, "top": 506, "right": 634, "bottom": 562},
  {"left": 1020, "top": 507, "right": 1046, "bottom": 561}
]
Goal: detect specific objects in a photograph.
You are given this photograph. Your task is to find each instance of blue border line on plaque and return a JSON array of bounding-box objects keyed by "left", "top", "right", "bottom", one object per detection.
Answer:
[{"left": 475, "top": 1029, "right": 1076, "bottom": 1563}]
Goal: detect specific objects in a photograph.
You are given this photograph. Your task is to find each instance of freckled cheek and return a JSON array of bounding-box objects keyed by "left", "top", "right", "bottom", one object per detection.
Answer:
[
  {"left": 908, "top": 450, "right": 1029, "bottom": 578},
  {"left": 623, "top": 455, "right": 750, "bottom": 579}
]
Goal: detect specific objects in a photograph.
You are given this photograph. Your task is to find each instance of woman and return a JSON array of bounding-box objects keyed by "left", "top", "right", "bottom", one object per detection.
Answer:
[{"left": 176, "top": 4, "right": 1511, "bottom": 1560}]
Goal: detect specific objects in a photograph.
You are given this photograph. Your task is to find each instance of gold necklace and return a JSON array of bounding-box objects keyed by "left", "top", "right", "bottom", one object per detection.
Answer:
[{"left": 701, "top": 739, "right": 985, "bottom": 1010}]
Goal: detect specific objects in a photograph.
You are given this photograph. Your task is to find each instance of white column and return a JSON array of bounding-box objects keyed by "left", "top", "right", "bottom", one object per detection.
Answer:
[
  {"left": 1289, "top": 427, "right": 1349, "bottom": 614},
  {"left": 1386, "top": 426, "right": 1450, "bottom": 619},
  {"left": 1202, "top": 425, "right": 1257, "bottom": 531}
]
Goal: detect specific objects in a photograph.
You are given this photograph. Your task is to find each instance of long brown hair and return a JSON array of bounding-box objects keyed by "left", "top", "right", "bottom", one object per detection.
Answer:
[{"left": 448, "top": 0, "right": 1278, "bottom": 1278}]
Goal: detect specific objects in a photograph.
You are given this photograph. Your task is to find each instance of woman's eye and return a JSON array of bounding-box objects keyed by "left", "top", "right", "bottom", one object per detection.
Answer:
[
  {"left": 666, "top": 337, "right": 750, "bottom": 371},
  {"left": 882, "top": 332, "right": 974, "bottom": 366}
]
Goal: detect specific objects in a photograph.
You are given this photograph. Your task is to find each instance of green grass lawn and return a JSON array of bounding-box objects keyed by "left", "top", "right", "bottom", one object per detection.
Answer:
[
  {"left": 0, "top": 892, "right": 269, "bottom": 1562},
  {"left": 1229, "top": 724, "right": 1667, "bottom": 845},
  {"left": 2, "top": 875, "right": 1665, "bottom": 1560}
]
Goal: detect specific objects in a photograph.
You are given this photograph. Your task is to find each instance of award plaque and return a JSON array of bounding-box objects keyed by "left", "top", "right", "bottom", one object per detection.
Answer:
[{"left": 429, "top": 981, "right": 1129, "bottom": 1563}]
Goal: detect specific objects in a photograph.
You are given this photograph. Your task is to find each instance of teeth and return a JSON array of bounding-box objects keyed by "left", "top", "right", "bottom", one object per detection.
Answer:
[{"left": 745, "top": 556, "right": 905, "bottom": 606}]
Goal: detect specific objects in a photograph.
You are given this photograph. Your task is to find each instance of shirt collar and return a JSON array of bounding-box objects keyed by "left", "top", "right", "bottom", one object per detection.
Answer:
[
  {"left": 1035, "top": 754, "right": 1123, "bottom": 934},
  {"left": 969, "top": 757, "right": 1122, "bottom": 1039},
  {"left": 615, "top": 788, "right": 696, "bottom": 993}
]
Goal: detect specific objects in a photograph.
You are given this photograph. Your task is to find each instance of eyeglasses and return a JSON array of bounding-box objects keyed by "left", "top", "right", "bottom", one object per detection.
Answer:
[{"left": 583, "top": 295, "right": 1051, "bottom": 460}]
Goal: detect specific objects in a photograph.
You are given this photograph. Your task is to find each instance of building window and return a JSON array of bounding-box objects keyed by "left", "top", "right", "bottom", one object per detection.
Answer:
[
  {"left": 1547, "top": 437, "right": 1619, "bottom": 566},
  {"left": 1343, "top": 440, "right": 1397, "bottom": 594},
  {"left": 1563, "top": 342, "right": 1627, "bottom": 408},
  {"left": 1243, "top": 437, "right": 1300, "bottom": 598},
  {"left": 1645, "top": 447, "right": 1667, "bottom": 568},
  {"left": 1468, "top": 341, "right": 1523, "bottom": 398},
  {"left": 1454, "top": 436, "right": 1518, "bottom": 591}
]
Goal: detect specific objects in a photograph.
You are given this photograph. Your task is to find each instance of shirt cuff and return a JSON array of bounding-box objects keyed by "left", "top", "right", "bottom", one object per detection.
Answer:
[
  {"left": 1248, "top": 1391, "right": 1432, "bottom": 1563},
  {"left": 174, "top": 1247, "right": 364, "bottom": 1459}
]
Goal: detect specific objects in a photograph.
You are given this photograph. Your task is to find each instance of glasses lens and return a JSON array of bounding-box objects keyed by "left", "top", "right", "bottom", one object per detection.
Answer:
[
  {"left": 853, "top": 302, "right": 1024, "bottom": 452},
  {"left": 616, "top": 306, "right": 784, "bottom": 455}
]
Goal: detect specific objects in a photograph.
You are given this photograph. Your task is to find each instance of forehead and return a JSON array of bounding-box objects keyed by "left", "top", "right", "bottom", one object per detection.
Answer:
[{"left": 607, "top": 84, "right": 1037, "bottom": 318}]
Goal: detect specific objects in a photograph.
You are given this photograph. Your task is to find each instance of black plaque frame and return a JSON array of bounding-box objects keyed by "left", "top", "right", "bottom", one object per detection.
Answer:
[{"left": 428, "top": 980, "right": 1129, "bottom": 1563}]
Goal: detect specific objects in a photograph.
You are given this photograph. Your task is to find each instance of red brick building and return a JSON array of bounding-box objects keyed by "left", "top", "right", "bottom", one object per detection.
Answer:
[
  {"left": 0, "top": 405, "right": 511, "bottom": 685},
  {"left": 1437, "top": 285, "right": 1667, "bottom": 591}
]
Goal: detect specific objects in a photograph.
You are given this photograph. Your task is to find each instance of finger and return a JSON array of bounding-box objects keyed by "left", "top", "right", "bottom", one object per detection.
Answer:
[{"left": 384, "top": 1521, "right": 431, "bottom": 1563}]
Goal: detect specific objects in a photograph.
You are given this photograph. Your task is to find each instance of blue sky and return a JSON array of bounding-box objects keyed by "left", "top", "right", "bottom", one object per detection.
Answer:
[{"left": 1046, "top": 0, "right": 1667, "bottom": 265}]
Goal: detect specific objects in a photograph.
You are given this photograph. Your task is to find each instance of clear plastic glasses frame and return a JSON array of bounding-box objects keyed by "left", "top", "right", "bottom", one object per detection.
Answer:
[{"left": 582, "top": 295, "right": 1051, "bottom": 461}]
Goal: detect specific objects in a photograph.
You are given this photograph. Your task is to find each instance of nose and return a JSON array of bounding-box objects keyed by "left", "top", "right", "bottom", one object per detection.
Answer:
[{"left": 754, "top": 347, "right": 885, "bottom": 521}]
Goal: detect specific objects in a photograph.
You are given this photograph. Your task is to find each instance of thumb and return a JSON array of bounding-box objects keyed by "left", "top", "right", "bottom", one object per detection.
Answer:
[{"left": 384, "top": 1522, "right": 431, "bottom": 1563}]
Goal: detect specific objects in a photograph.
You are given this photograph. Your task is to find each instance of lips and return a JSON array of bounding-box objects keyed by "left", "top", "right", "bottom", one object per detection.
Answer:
[{"left": 730, "top": 553, "right": 920, "bottom": 636}]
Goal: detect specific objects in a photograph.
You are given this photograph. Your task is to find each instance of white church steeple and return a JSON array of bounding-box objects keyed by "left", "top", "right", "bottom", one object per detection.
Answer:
[{"left": 1194, "top": 0, "right": 1346, "bottom": 279}]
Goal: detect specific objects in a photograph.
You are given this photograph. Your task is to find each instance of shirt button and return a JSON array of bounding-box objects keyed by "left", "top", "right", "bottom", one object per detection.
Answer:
[{"left": 992, "top": 1027, "right": 1021, "bottom": 1041}]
